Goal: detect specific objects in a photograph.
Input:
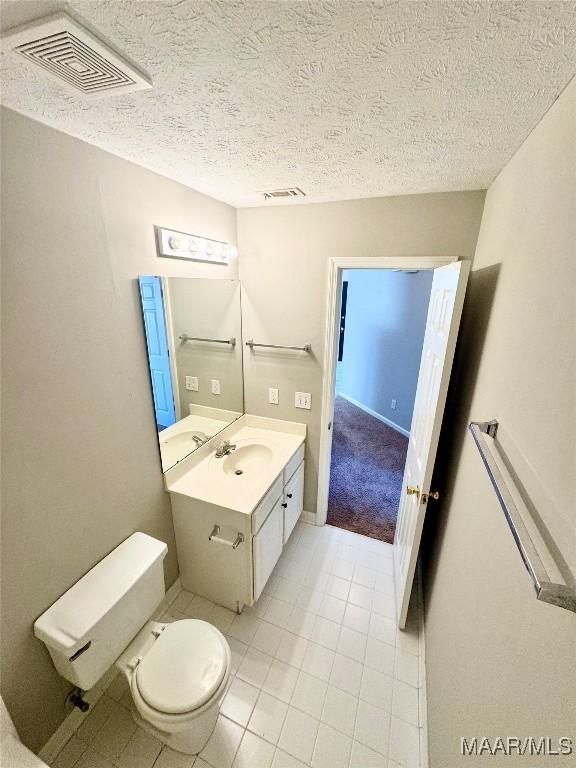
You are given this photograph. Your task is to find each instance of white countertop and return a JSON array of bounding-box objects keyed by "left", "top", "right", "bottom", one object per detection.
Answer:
[{"left": 166, "top": 415, "right": 306, "bottom": 514}]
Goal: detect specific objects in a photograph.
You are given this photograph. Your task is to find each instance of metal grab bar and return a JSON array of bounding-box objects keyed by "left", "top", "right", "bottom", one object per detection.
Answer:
[
  {"left": 245, "top": 339, "right": 311, "bottom": 353},
  {"left": 208, "top": 525, "right": 244, "bottom": 550},
  {"left": 469, "top": 420, "right": 576, "bottom": 613},
  {"left": 179, "top": 334, "right": 236, "bottom": 346}
]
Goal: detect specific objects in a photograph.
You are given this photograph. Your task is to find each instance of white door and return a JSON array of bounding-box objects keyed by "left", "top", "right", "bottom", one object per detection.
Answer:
[{"left": 394, "top": 261, "right": 470, "bottom": 628}]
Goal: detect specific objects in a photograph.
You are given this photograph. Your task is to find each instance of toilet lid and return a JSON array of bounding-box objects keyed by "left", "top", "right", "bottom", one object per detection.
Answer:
[{"left": 135, "top": 620, "right": 228, "bottom": 714}]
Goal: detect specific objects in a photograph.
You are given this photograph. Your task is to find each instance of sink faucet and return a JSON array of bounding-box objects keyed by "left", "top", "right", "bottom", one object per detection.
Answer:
[
  {"left": 192, "top": 434, "right": 206, "bottom": 447},
  {"left": 215, "top": 440, "right": 236, "bottom": 458}
]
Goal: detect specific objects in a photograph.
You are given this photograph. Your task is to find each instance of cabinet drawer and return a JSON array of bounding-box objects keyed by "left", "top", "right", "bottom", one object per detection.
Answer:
[
  {"left": 252, "top": 475, "right": 283, "bottom": 534},
  {"left": 284, "top": 444, "right": 305, "bottom": 485},
  {"left": 253, "top": 498, "right": 283, "bottom": 602},
  {"left": 283, "top": 461, "right": 304, "bottom": 544}
]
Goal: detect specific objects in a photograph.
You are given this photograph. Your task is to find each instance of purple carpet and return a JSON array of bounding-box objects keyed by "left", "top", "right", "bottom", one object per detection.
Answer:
[{"left": 327, "top": 396, "right": 408, "bottom": 543}]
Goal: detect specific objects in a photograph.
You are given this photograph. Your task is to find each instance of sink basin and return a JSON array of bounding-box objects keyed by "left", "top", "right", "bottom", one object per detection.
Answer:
[
  {"left": 217, "top": 443, "right": 274, "bottom": 476},
  {"left": 161, "top": 431, "right": 209, "bottom": 451}
]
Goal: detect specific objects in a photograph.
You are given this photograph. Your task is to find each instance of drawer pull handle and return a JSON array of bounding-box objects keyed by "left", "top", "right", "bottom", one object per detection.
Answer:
[
  {"left": 286, "top": 493, "right": 293, "bottom": 499},
  {"left": 281, "top": 503, "right": 288, "bottom": 508}
]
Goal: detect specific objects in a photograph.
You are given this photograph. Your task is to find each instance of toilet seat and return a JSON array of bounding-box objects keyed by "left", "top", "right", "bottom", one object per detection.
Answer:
[{"left": 134, "top": 620, "right": 229, "bottom": 716}]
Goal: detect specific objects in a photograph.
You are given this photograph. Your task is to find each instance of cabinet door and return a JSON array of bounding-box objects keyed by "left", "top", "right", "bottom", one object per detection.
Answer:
[
  {"left": 253, "top": 498, "right": 284, "bottom": 601},
  {"left": 283, "top": 461, "right": 304, "bottom": 544}
]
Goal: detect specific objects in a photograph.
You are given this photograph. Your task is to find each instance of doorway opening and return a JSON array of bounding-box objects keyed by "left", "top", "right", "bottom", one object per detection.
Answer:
[
  {"left": 318, "top": 257, "right": 470, "bottom": 627},
  {"left": 327, "top": 268, "right": 433, "bottom": 543}
]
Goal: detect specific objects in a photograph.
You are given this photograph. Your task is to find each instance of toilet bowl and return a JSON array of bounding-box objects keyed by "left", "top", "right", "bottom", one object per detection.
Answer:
[
  {"left": 118, "top": 618, "right": 231, "bottom": 754},
  {"left": 34, "top": 533, "right": 231, "bottom": 756}
]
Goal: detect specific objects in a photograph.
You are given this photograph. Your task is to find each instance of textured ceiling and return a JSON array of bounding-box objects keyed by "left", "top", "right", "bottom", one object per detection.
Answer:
[{"left": 1, "top": 0, "right": 575, "bottom": 207}]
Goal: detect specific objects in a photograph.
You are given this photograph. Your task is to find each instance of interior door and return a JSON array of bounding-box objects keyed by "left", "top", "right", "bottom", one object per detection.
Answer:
[
  {"left": 138, "top": 276, "right": 176, "bottom": 429},
  {"left": 394, "top": 261, "right": 470, "bottom": 628}
]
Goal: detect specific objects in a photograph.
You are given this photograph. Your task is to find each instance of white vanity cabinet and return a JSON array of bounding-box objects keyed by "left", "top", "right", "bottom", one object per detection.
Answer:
[
  {"left": 171, "top": 442, "right": 305, "bottom": 612},
  {"left": 282, "top": 461, "right": 305, "bottom": 545},
  {"left": 253, "top": 497, "right": 284, "bottom": 601},
  {"left": 252, "top": 451, "right": 305, "bottom": 601}
]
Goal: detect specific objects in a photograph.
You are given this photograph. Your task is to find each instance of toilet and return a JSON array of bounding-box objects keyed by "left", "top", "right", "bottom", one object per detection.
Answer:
[{"left": 34, "top": 533, "right": 231, "bottom": 755}]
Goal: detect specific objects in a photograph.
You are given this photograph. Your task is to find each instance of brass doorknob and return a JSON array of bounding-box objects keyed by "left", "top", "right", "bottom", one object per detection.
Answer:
[
  {"left": 406, "top": 485, "right": 420, "bottom": 497},
  {"left": 421, "top": 490, "right": 440, "bottom": 504}
]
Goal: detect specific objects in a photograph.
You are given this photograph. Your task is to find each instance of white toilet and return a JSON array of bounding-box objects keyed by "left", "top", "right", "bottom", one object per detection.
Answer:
[{"left": 34, "top": 533, "right": 231, "bottom": 755}]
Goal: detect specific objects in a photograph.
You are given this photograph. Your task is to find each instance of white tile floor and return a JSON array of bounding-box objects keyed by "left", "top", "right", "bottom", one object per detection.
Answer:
[{"left": 48, "top": 523, "right": 424, "bottom": 768}]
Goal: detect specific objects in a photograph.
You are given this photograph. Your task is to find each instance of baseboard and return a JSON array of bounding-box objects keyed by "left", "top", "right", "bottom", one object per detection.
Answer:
[
  {"left": 165, "top": 576, "right": 182, "bottom": 605},
  {"left": 299, "top": 510, "right": 317, "bottom": 525},
  {"left": 38, "top": 668, "right": 113, "bottom": 763},
  {"left": 337, "top": 392, "right": 410, "bottom": 438}
]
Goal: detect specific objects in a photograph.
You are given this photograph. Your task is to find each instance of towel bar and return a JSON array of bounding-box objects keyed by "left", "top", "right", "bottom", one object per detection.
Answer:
[
  {"left": 245, "top": 340, "right": 311, "bottom": 353},
  {"left": 179, "top": 334, "right": 236, "bottom": 346},
  {"left": 469, "top": 420, "right": 575, "bottom": 613}
]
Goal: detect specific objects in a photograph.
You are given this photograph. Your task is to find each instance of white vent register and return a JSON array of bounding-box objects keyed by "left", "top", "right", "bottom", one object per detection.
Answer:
[{"left": 1, "top": 12, "right": 152, "bottom": 96}]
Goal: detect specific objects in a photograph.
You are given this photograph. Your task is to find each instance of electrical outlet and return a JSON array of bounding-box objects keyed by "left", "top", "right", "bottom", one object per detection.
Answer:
[
  {"left": 185, "top": 376, "right": 198, "bottom": 391},
  {"left": 295, "top": 392, "right": 312, "bottom": 410},
  {"left": 211, "top": 379, "right": 221, "bottom": 395},
  {"left": 269, "top": 387, "right": 279, "bottom": 405},
  {"left": 391, "top": 399, "right": 397, "bottom": 410}
]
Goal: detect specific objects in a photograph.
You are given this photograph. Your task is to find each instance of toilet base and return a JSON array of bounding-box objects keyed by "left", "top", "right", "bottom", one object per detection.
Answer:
[{"left": 130, "top": 698, "right": 220, "bottom": 755}]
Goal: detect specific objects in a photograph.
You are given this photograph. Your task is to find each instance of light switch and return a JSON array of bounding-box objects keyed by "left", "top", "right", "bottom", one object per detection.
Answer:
[
  {"left": 185, "top": 376, "right": 198, "bottom": 391},
  {"left": 211, "top": 379, "right": 221, "bottom": 395},
  {"left": 391, "top": 399, "right": 397, "bottom": 410},
  {"left": 295, "top": 392, "right": 311, "bottom": 410},
  {"left": 269, "top": 387, "right": 279, "bottom": 405}
]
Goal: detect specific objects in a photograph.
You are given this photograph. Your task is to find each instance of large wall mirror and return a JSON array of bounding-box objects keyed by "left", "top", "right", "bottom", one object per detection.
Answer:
[{"left": 139, "top": 276, "right": 244, "bottom": 471}]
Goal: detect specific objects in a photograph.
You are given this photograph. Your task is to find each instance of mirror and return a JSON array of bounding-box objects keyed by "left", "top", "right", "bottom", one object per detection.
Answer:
[{"left": 139, "top": 276, "right": 243, "bottom": 471}]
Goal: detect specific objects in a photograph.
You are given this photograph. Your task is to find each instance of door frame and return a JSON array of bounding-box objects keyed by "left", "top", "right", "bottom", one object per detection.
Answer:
[{"left": 316, "top": 255, "right": 460, "bottom": 527}]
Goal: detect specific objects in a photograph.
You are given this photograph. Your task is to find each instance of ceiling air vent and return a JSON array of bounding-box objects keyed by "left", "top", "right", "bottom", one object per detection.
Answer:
[
  {"left": 262, "top": 188, "right": 306, "bottom": 200},
  {"left": 1, "top": 12, "right": 152, "bottom": 97}
]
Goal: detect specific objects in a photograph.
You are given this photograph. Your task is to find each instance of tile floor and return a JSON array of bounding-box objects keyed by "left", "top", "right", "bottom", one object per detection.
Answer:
[{"left": 47, "top": 523, "right": 424, "bottom": 768}]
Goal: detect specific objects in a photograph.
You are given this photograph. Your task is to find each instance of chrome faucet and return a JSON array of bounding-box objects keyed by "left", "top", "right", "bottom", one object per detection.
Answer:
[
  {"left": 192, "top": 434, "right": 207, "bottom": 447},
  {"left": 215, "top": 440, "right": 236, "bottom": 458}
]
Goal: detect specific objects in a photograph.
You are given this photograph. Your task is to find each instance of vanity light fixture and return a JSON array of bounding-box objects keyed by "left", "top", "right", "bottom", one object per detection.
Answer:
[{"left": 154, "top": 226, "right": 238, "bottom": 264}]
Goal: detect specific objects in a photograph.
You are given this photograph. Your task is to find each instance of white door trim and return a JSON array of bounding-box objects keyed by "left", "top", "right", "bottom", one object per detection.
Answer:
[{"left": 316, "top": 255, "right": 459, "bottom": 526}]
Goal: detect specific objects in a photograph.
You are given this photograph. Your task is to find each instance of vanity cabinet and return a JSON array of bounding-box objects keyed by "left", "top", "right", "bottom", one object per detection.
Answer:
[
  {"left": 283, "top": 462, "right": 304, "bottom": 545},
  {"left": 171, "top": 443, "right": 305, "bottom": 612},
  {"left": 253, "top": 456, "right": 305, "bottom": 601},
  {"left": 253, "top": 497, "right": 284, "bottom": 601}
]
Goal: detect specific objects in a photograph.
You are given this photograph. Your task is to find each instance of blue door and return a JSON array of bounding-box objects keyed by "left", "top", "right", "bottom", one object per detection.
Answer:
[{"left": 139, "top": 276, "right": 176, "bottom": 429}]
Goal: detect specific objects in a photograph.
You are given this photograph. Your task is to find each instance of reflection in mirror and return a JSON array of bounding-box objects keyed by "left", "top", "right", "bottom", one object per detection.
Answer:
[{"left": 139, "top": 277, "right": 243, "bottom": 471}]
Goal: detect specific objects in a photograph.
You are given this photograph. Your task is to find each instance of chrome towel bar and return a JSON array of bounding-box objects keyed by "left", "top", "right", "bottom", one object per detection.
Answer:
[
  {"left": 179, "top": 334, "right": 236, "bottom": 346},
  {"left": 245, "top": 339, "right": 312, "bottom": 353},
  {"left": 469, "top": 420, "right": 576, "bottom": 613},
  {"left": 208, "top": 525, "right": 244, "bottom": 550}
]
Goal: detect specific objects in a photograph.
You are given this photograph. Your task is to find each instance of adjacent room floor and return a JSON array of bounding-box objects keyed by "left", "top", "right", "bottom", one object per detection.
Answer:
[
  {"left": 327, "top": 397, "right": 409, "bottom": 544},
  {"left": 45, "top": 523, "right": 424, "bottom": 768}
]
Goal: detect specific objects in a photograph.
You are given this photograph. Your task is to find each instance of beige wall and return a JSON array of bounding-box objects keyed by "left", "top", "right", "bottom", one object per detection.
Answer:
[
  {"left": 166, "top": 278, "right": 243, "bottom": 415},
  {"left": 237, "top": 192, "right": 486, "bottom": 513},
  {"left": 423, "top": 79, "right": 576, "bottom": 766},
  {"left": 0, "top": 107, "right": 237, "bottom": 751}
]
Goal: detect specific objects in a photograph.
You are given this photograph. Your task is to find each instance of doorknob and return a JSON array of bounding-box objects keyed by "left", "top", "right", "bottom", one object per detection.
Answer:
[{"left": 406, "top": 485, "right": 420, "bottom": 497}]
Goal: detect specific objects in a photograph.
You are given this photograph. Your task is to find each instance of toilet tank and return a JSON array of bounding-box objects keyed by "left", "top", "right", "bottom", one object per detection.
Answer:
[{"left": 34, "top": 532, "right": 168, "bottom": 691}]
